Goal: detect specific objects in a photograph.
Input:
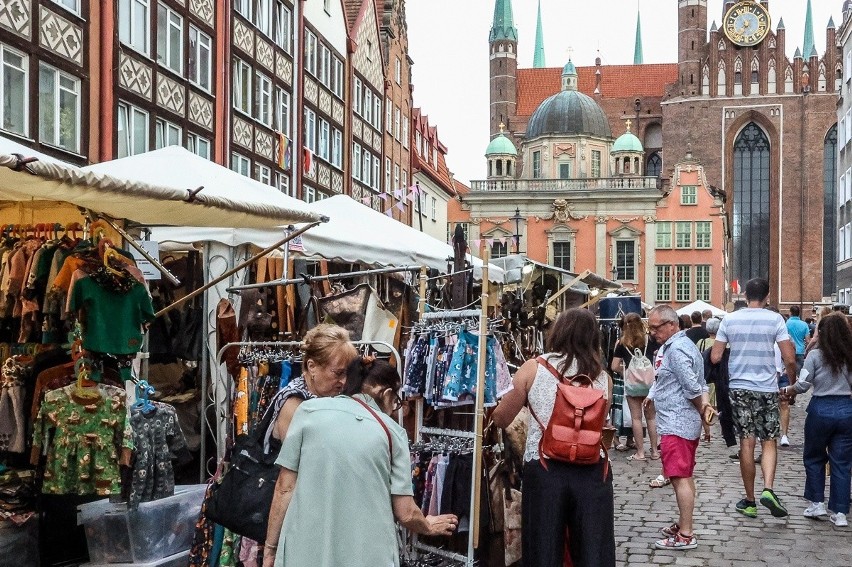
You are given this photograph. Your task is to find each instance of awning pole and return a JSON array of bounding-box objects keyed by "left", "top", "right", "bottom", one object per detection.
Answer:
[
  {"left": 226, "top": 264, "right": 422, "bottom": 292},
  {"left": 470, "top": 242, "right": 489, "bottom": 551},
  {"left": 155, "top": 221, "right": 323, "bottom": 318},
  {"left": 92, "top": 213, "right": 182, "bottom": 286}
]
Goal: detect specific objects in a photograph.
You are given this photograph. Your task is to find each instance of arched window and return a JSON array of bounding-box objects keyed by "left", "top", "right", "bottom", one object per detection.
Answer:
[
  {"left": 767, "top": 59, "right": 777, "bottom": 94},
  {"left": 718, "top": 61, "right": 727, "bottom": 95},
  {"left": 733, "top": 123, "right": 771, "bottom": 281},
  {"left": 646, "top": 152, "right": 662, "bottom": 177},
  {"left": 824, "top": 125, "right": 838, "bottom": 296},
  {"left": 702, "top": 64, "right": 710, "bottom": 94}
]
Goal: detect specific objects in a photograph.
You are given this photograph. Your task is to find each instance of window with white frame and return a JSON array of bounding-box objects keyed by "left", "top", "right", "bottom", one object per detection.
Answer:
[
  {"left": 52, "top": 0, "right": 79, "bottom": 14},
  {"left": 255, "top": 71, "right": 273, "bottom": 126},
  {"left": 591, "top": 150, "right": 601, "bottom": 177},
  {"left": 304, "top": 108, "right": 316, "bottom": 152},
  {"left": 656, "top": 221, "right": 672, "bottom": 248},
  {"left": 304, "top": 30, "right": 317, "bottom": 76},
  {"left": 385, "top": 158, "right": 391, "bottom": 190},
  {"left": 615, "top": 240, "right": 635, "bottom": 280},
  {"left": 695, "top": 265, "right": 711, "bottom": 301},
  {"left": 431, "top": 197, "right": 437, "bottom": 221},
  {"left": 362, "top": 151, "right": 371, "bottom": 187},
  {"left": 256, "top": 163, "right": 272, "bottom": 185},
  {"left": 352, "top": 143, "right": 362, "bottom": 180},
  {"left": 395, "top": 57, "right": 401, "bottom": 84},
  {"left": 235, "top": 0, "right": 252, "bottom": 20},
  {"left": 394, "top": 106, "right": 401, "bottom": 140},
  {"left": 695, "top": 221, "right": 712, "bottom": 248},
  {"left": 363, "top": 89, "right": 372, "bottom": 125},
  {"left": 154, "top": 118, "right": 181, "bottom": 149},
  {"left": 393, "top": 163, "right": 400, "bottom": 194},
  {"left": 276, "top": 172, "right": 290, "bottom": 195},
  {"left": 332, "top": 57, "right": 344, "bottom": 98},
  {"left": 186, "top": 133, "right": 211, "bottom": 159},
  {"left": 331, "top": 128, "right": 342, "bottom": 168},
  {"left": 386, "top": 99, "right": 392, "bottom": 133},
  {"left": 655, "top": 265, "right": 672, "bottom": 302},
  {"left": 675, "top": 221, "right": 692, "bottom": 248},
  {"left": 304, "top": 185, "right": 316, "bottom": 203},
  {"left": 319, "top": 45, "right": 331, "bottom": 88},
  {"left": 402, "top": 115, "right": 409, "bottom": 148},
  {"left": 353, "top": 78, "right": 362, "bottom": 115},
  {"left": 681, "top": 185, "right": 698, "bottom": 205},
  {"left": 553, "top": 242, "right": 571, "bottom": 270},
  {"left": 157, "top": 4, "right": 183, "bottom": 73},
  {"left": 116, "top": 102, "right": 149, "bottom": 158},
  {"left": 373, "top": 156, "right": 380, "bottom": 191},
  {"left": 447, "top": 223, "right": 470, "bottom": 243},
  {"left": 373, "top": 96, "right": 382, "bottom": 131},
  {"left": 1, "top": 46, "right": 27, "bottom": 136},
  {"left": 233, "top": 59, "right": 252, "bottom": 114},
  {"left": 275, "top": 87, "right": 290, "bottom": 137},
  {"left": 402, "top": 169, "right": 408, "bottom": 194},
  {"left": 189, "top": 26, "right": 212, "bottom": 92},
  {"left": 318, "top": 119, "right": 330, "bottom": 161},
  {"left": 119, "top": 0, "right": 150, "bottom": 54},
  {"left": 275, "top": 2, "right": 292, "bottom": 52},
  {"left": 231, "top": 152, "right": 250, "bottom": 176},
  {"left": 38, "top": 64, "right": 79, "bottom": 152},
  {"left": 676, "top": 265, "right": 691, "bottom": 302},
  {"left": 254, "top": 0, "right": 272, "bottom": 36},
  {"left": 532, "top": 151, "right": 542, "bottom": 178}
]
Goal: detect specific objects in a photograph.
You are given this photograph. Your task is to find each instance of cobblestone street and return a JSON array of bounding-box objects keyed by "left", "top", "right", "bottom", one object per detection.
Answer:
[{"left": 611, "top": 394, "right": 852, "bottom": 567}]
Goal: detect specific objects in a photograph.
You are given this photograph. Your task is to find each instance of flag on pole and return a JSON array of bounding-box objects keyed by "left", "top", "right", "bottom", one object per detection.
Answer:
[
  {"left": 303, "top": 147, "right": 314, "bottom": 175},
  {"left": 731, "top": 279, "right": 741, "bottom": 295},
  {"left": 276, "top": 133, "right": 291, "bottom": 170}
]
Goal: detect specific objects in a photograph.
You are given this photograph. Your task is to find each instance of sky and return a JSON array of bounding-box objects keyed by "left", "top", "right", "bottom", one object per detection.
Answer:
[{"left": 406, "top": 0, "right": 841, "bottom": 186}]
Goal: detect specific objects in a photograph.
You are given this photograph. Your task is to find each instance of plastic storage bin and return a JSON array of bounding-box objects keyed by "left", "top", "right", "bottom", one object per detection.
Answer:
[
  {"left": 78, "top": 485, "right": 206, "bottom": 564},
  {"left": 81, "top": 549, "right": 189, "bottom": 567}
]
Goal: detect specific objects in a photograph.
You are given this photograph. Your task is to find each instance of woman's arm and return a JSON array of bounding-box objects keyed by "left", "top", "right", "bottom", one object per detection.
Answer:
[
  {"left": 610, "top": 356, "right": 624, "bottom": 374},
  {"left": 272, "top": 397, "right": 304, "bottom": 441},
  {"left": 263, "top": 468, "right": 298, "bottom": 566},
  {"left": 491, "top": 358, "right": 537, "bottom": 429},
  {"left": 391, "top": 495, "right": 457, "bottom": 536}
]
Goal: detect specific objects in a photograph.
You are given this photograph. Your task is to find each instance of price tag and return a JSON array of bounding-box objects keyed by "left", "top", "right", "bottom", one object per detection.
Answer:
[{"left": 129, "top": 241, "right": 162, "bottom": 281}]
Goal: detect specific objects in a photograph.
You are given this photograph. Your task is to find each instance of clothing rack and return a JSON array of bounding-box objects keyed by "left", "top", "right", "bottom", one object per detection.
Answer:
[
  {"left": 203, "top": 339, "right": 402, "bottom": 480},
  {"left": 419, "top": 426, "right": 476, "bottom": 440},
  {"left": 226, "top": 265, "right": 423, "bottom": 292}
]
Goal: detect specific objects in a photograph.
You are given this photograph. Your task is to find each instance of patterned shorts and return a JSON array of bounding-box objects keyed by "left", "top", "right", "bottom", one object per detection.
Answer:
[{"left": 729, "top": 389, "right": 780, "bottom": 440}]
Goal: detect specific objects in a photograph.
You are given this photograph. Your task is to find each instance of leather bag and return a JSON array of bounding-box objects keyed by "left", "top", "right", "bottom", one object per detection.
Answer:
[
  {"left": 529, "top": 356, "right": 608, "bottom": 468},
  {"left": 316, "top": 284, "right": 371, "bottom": 340},
  {"left": 239, "top": 288, "right": 274, "bottom": 337},
  {"left": 205, "top": 407, "right": 278, "bottom": 542}
]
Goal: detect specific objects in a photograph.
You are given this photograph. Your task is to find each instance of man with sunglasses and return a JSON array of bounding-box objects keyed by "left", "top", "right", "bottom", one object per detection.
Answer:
[{"left": 711, "top": 278, "right": 797, "bottom": 520}]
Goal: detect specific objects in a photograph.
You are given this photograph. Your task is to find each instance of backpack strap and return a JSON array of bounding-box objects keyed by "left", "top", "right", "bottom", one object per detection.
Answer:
[{"left": 352, "top": 397, "right": 393, "bottom": 471}]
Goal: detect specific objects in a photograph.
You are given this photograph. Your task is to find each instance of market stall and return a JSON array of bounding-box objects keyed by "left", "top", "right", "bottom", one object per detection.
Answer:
[
  {"left": 0, "top": 138, "right": 323, "bottom": 567},
  {"left": 676, "top": 299, "right": 727, "bottom": 318}
]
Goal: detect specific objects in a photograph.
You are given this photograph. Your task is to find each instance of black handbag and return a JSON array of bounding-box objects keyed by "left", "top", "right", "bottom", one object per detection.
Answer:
[{"left": 205, "top": 407, "right": 279, "bottom": 542}]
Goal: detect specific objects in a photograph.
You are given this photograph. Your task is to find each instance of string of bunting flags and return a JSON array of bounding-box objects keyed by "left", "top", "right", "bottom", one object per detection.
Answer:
[{"left": 360, "top": 183, "right": 425, "bottom": 217}]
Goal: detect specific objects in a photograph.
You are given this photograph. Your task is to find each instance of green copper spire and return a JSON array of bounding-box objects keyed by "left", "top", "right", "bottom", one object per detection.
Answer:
[
  {"left": 634, "top": 7, "right": 644, "bottom": 65},
  {"left": 533, "top": 0, "right": 546, "bottom": 68},
  {"left": 489, "top": 0, "right": 518, "bottom": 42},
  {"left": 803, "top": 0, "right": 815, "bottom": 60}
]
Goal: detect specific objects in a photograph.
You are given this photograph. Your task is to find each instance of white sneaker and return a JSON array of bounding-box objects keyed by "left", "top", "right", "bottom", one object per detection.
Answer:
[
  {"left": 804, "top": 501, "right": 827, "bottom": 518},
  {"left": 830, "top": 512, "right": 848, "bottom": 527},
  {"left": 780, "top": 435, "right": 790, "bottom": 447}
]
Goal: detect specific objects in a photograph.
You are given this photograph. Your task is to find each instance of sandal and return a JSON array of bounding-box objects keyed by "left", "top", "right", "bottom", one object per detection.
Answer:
[
  {"left": 650, "top": 452, "right": 661, "bottom": 460},
  {"left": 615, "top": 443, "right": 630, "bottom": 452},
  {"left": 626, "top": 454, "right": 647, "bottom": 462},
  {"left": 649, "top": 475, "right": 671, "bottom": 488}
]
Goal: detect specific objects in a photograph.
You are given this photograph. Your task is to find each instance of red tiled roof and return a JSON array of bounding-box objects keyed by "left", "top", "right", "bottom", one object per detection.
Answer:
[
  {"left": 343, "top": 0, "right": 363, "bottom": 32},
  {"left": 453, "top": 179, "right": 471, "bottom": 196},
  {"left": 516, "top": 64, "right": 678, "bottom": 116}
]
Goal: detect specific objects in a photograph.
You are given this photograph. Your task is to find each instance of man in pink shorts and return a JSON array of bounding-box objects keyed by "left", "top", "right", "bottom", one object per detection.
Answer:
[{"left": 646, "top": 306, "right": 714, "bottom": 550}]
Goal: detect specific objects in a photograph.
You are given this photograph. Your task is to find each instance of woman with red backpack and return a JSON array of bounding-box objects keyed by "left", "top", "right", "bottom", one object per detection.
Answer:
[{"left": 492, "top": 309, "right": 615, "bottom": 567}]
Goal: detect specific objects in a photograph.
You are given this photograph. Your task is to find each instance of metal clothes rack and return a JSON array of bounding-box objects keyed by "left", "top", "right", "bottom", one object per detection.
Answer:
[
  {"left": 202, "top": 339, "right": 402, "bottom": 480},
  {"left": 227, "top": 265, "right": 422, "bottom": 292}
]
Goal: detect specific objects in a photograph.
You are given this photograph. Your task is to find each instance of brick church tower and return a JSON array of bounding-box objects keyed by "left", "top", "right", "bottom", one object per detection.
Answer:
[
  {"left": 677, "top": 0, "right": 708, "bottom": 96},
  {"left": 489, "top": 0, "right": 518, "bottom": 139}
]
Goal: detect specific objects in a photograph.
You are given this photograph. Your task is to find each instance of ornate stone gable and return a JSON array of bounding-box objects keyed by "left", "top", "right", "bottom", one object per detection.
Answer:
[{"left": 353, "top": 0, "right": 384, "bottom": 89}]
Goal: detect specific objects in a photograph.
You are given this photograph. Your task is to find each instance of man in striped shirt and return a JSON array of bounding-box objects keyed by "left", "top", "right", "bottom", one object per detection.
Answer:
[{"left": 711, "top": 278, "right": 797, "bottom": 519}]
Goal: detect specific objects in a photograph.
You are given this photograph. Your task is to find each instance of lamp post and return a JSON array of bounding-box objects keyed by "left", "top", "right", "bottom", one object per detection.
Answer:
[{"left": 510, "top": 207, "right": 523, "bottom": 254}]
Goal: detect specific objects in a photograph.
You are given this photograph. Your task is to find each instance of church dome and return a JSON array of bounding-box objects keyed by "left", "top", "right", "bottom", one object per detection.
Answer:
[
  {"left": 612, "top": 131, "right": 643, "bottom": 153},
  {"left": 485, "top": 133, "right": 517, "bottom": 156},
  {"left": 526, "top": 90, "right": 612, "bottom": 139}
]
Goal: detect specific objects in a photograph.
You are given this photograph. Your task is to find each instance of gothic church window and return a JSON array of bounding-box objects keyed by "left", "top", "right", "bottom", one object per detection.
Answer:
[
  {"left": 702, "top": 65, "right": 709, "bottom": 94},
  {"left": 718, "top": 62, "right": 726, "bottom": 95},
  {"left": 784, "top": 66, "right": 793, "bottom": 94},
  {"left": 767, "top": 59, "right": 776, "bottom": 95},
  {"left": 824, "top": 125, "right": 838, "bottom": 296},
  {"left": 732, "top": 123, "right": 771, "bottom": 281},
  {"left": 818, "top": 63, "right": 827, "bottom": 92},
  {"left": 734, "top": 58, "right": 743, "bottom": 95},
  {"left": 751, "top": 58, "right": 759, "bottom": 91},
  {"left": 646, "top": 152, "right": 662, "bottom": 177}
]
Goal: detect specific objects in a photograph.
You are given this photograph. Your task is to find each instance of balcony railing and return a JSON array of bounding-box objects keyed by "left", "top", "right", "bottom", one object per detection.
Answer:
[{"left": 469, "top": 177, "right": 663, "bottom": 192}]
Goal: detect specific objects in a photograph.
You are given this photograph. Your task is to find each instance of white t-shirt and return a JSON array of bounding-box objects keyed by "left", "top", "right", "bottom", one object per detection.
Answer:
[{"left": 716, "top": 308, "right": 790, "bottom": 393}]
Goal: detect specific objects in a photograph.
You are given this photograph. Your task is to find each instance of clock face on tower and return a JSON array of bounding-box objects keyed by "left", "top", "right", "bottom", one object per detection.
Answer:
[{"left": 723, "top": 1, "right": 771, "bottom": 47}]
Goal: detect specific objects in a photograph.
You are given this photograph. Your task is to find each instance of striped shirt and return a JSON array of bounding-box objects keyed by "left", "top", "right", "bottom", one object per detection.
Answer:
[{"left": 716, "top": 308, "right": 790, "bottom": 393}]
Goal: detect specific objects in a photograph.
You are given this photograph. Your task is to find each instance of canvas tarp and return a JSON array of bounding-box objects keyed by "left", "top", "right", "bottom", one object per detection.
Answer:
[
  {"left": 676, "top": 300, "right": 727, "bottom": 318},
  {"left": 0, "top": 139, "right": 321, "bottom": 228}
]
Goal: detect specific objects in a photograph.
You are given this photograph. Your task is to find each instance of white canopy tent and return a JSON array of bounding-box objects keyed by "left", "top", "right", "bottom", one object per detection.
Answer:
[
  {"left": 676, "top": 300, "right": 727, "bottom": 318},
  {"left": 153, "top": 194, "right": 504, "bottom": 282}
]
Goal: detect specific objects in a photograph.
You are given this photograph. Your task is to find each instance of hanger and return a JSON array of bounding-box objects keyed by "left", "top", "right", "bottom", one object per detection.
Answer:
[
  {"left": 74, "top": 358, "right": 101, "bottom": 400},
  {"left": 132, "top": 380, "right": 157, "bottom": 414}
]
